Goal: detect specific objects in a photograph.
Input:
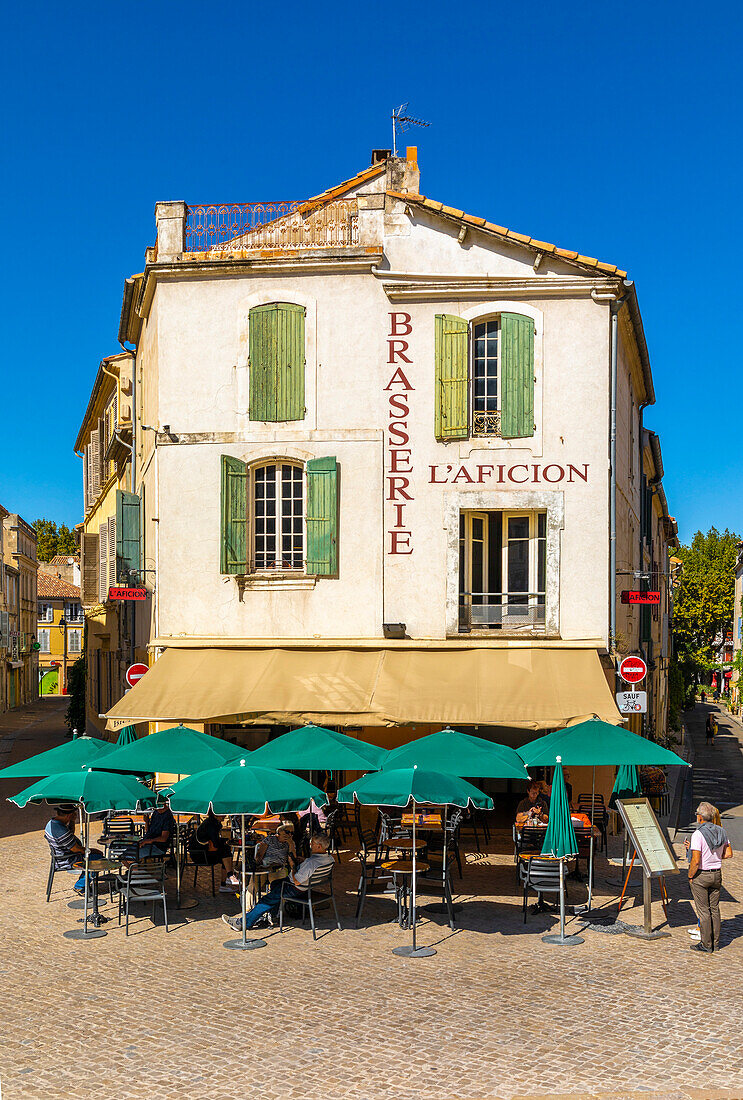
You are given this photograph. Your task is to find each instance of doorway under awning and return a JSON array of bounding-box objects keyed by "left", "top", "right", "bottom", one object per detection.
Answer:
[{"left": 104, "top": 641, "right": 622, "bottom": 731}]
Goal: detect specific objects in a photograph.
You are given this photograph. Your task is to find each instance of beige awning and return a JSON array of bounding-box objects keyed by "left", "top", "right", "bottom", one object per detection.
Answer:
[{"left": 105, "top": 643, "right": 621, "bottom": 730}]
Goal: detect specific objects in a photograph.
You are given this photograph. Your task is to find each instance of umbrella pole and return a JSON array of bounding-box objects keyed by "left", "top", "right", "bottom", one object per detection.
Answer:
[
  {"left": 83, "top": 809, "right": 89, "bottom": 935},
  {"left": 542, "top": 856, "right": 584, "bottom": 947},
  {"left": 587, "top": 765, "right": 596, "bottom": 911},
  {"left": 411, "top": 801, "right": 417, "bottom": 951},
  {"left": 64, "top": 805, "right": 106, "bottom": 939},
  {"left": 393, "top": 794, "right": 436, "bottom": 959},
  {"left": 224, "top": 811, "right": 266, "bottom": 951}
]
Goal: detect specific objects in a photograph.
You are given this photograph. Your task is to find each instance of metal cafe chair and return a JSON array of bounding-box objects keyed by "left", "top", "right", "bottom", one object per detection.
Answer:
[
  {"left": 577, "top": 794, "right": 609, "bottom": 851},
  {"left": 117, "top": 858, "right": 169, "bottom": 936},
  {"left": 44, "top": 844, "right": 76, "bottom": 903},
  {"left": 519, "top": 858, "right": 561, "bottom": 923},
  {"left": 278, "top": 864, "right": 342, "bottom": 941}
]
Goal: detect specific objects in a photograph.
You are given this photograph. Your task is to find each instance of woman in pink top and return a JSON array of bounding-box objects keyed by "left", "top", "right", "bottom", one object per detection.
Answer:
[{"left": 688, "top": 801, "right": 733, "bottom": 953}]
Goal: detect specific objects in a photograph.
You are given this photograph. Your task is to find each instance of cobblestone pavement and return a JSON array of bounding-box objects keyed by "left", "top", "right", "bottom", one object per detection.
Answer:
[{"left": 0, "top": 702, "right": 742, "bottom": 1100}]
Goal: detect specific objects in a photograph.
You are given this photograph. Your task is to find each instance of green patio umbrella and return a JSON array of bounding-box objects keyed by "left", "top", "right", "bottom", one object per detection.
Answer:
[
  {"left": 383, "top": 728, "right": 527, "bottom": 909},
  {"left": 539, "top": 758, "right": 582, "bottom": 947},
  {"left": 248, "top": 725, "right": 387, "bottom": 773},
  {"left": 93, "top": 725, "right": 244, "bottom": 909},
  {"left": 338, "top": 766, "right": 493, "bottom": 958},
  {"left": 166, "top": 760, "right": 326, "bottom": 952},
  {"left": 519, "top": 718, "right": 688, "bottom": 910},
  {"left": 611, "top": 763, "right": 641, "bottom": 801},
  {"left": 382, "top": 728, "right": 529, "bottom": 779},
  {"left": 518, "top": 719, "right": 687, "bottom": 768},
  {"left": 9, "top": 768, "right": 156, "bottom": 941},
  {"left": 0, "top": 736, "right": 115, "bottom": 780},
  {"left": 96, "top": 724, "right": 243, "bottom": 774},
  {"left": 115, "top": 725, "right": 138, "bottom": 747}
]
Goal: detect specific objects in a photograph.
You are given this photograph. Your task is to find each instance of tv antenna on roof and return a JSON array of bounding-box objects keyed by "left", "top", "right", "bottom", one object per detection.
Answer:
[{"left": 391, "top": 103, "right": 430, "bottom": 157}]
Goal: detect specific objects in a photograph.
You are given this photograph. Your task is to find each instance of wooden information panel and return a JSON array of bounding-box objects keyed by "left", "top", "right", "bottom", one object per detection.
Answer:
[{"left": 615, "top": 797, "right": 679, "bottom": 877}]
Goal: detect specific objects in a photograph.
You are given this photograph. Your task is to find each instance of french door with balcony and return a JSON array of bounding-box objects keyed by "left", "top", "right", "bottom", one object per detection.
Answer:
[{"left": 459, "top": 510, "right": 546, "bottom": 631}]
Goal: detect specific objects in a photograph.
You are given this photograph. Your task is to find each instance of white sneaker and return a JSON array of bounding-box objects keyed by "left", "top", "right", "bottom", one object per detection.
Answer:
[
  {"left": 224, "top": 875, "right": 240, "bottom": 887},
  {"left": 687, "top": 927, "right": 701, "bottom": 938}
]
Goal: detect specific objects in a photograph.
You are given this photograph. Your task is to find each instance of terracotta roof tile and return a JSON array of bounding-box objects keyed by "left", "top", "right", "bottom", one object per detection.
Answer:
[
  {"left": 386, "top": 190, "right": 627, "bottom": 278},
  {"left": 49, "top": 554, "right": 80, "bottom": 565},
  {"left": 37, "top": 573, "right": 81, "bottom": 599}
]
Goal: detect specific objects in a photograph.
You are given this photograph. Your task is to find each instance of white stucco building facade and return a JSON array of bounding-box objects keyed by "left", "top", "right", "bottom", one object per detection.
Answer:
[{"left": 101, "top": 150, "right": 675, "bottom": 763}]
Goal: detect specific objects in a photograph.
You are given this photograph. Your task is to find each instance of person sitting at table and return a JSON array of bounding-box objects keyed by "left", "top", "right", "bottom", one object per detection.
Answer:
[
  {"left": 44, "top": 804, "right": 102, "bottom": 895},
  {"left": 189, "top": 808, "right": 240, "bottom": 892},
  {"left": 222, "top": 833, "right": 334, "bottom": 932},
  {"left": 138, "top": 801, "right": 177, "bottom": 860},
  {"left": 253, "top": 824, "right": 297, "bottom": 873},
  {"left": 515, "top": 781, "right": 550, "bottom": 825}
]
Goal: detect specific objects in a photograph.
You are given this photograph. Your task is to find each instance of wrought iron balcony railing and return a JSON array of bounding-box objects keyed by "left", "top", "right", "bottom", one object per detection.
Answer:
[
  {"left": 185, "top": 199, "right": 359, "bottom": 253},
  {"left": 459, "top": 592, "right": 546, "bottom": 632}
]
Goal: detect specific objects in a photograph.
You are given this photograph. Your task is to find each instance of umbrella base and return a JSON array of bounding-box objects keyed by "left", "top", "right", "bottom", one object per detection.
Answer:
[
  {"left": 541, "top": 932, "right": 584, "bottom": 946},
  {"left": 392, "top": 945, "right": 437, "bottom": 958},
  {"left": 223, "top": 938, "right": 267, "bottom": 950},
  {"left": 423, "top": 902, "right": 462, "bottom": 914},
  {"left": 68, "top": 898, "right": 86, "bottom": 909},
  {"left": 166, "top": 896, "right": 199, "bottom": 911},
  {"left": 63, "top": 928, "right": 107, "bottom": 940}
]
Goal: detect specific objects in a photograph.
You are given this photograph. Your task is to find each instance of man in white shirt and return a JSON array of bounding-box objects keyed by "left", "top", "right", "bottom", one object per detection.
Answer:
[
  {"left": 688, "top": 801, "right": 733, "bottom": 953},
  {"left": 222, "top": 833, "right": 334, "bottom": 933}
]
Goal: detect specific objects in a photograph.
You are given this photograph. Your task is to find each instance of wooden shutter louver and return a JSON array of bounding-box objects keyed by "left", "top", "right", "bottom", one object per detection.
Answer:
[
  {"left": 90, "top": 431, "right": 101, "bottom": 499},
  {"left": 107, "top": 516, "right": 117, "bottom": 589},
  {"left": 500, "top": 313, "right": 535, "bottom": 439},
  {"left": 249, "top": 303, "right": 305, "bottom": 422},
  {"left": 435, "top": 314, "right": 469, "bottom": 440},
  {"left": 220, "top": 456, "right": 247, "bottom": 574},
  {"left": 98, "top": 523, "right": 108, "bottom": 602},
  {"left": 306, "top": 457, "right": 338, "bottom": 576},
  {"left": 81, "top": 533, "right": 99, "bottom": 606},
  {"left": 115, "top": 490, "right": 140, "bottom": 584}
]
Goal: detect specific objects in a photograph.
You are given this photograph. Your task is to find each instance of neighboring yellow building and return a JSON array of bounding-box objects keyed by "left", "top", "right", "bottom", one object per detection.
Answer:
[
  {"left": 2, "top": 511, "right": 38, "bottom": 709},
  {"left": 75, "top": 351, "right": 141, "bottom": 735},
  {"left": 37, "top": 571, "right": 83, "bottom": 695}
]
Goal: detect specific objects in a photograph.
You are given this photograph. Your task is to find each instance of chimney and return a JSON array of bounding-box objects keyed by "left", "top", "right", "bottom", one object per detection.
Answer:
[
  {"left": 384, "top": 146, "right": 420, "bottom": 195},
  {"left": 371, "top": 148, "right": 391, "bottom": 165}
]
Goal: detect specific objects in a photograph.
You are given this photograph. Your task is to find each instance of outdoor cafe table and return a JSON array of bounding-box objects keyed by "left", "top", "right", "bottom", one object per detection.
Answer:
[
  {"left": 382, "top": 859, "right": 430, "bottom": 929},
  {"left": 86, "top": 858, "right": 121, "bottom": 927}
]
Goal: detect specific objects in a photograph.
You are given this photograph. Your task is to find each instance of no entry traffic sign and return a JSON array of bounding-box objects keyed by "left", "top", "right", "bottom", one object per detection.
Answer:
[
  {"left": 619, "top": 655, "right": 647, "bottom": 684},
  {"left": 125, "top": 662, "right": 149, "bottom": 688}
]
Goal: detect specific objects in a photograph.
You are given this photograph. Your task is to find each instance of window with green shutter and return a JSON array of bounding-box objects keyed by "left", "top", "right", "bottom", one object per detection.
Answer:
[
  {"left": 500, "top": 313, "right": 535, "bottom": 439},
  {"left": 249, "top": 302, "right": 306, "bottom": 422},
  {"left": 306, "top": 457, "right": 338, "bottom": 576},
  {"left": 220, "top": 456, "right": 248, "bottom": 574},
  {"left": 434, "top": 314, "right": 469, "bottom": 440},
  {"left": 115, "top": 490, "right": 141, "bottom": 584}
]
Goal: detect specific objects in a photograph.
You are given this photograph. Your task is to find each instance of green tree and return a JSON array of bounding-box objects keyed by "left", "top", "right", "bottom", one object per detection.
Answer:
[
  {"left": 672, "top": 527, "right": 740, "bottom": 686},
  {"left": 33, "top": 519, "right": 77, "bottom": 561}
]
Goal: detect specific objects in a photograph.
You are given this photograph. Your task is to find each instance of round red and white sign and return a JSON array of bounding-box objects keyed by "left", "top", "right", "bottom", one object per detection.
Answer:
[
  {"left": 125, "top": 662, "right": 149, "bottom": 688},
  {"left": 619, "top": 655, "right": 647, "bottom": 684}
]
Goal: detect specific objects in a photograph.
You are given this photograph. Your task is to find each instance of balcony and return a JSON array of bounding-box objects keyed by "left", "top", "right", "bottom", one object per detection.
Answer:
[
  {"left": 184, "top": 198, "right": 359, "bottom": 254},
  {"left": 459, "top": 592, "right": 546, "bottom": 634}
]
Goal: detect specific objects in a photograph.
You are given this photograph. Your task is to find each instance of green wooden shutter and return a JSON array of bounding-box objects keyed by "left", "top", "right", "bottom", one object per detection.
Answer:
[
  {"left": 500, "top": 313, "right": 535, "bottom": 438},
  {"left": 220, "top": 456, "right": 247, "bottom": 574},
  {"left": 434, "top": 314, "right": 469, "bottom": 440},
  {"left": 115, "top": 490, "right": 140, "bottom": 584},
  {"left": 249, "top": 303, "right": 305, "bottom": 422},
  {"left": 306, "top": 457, "right": 338, "bottom": 576}
]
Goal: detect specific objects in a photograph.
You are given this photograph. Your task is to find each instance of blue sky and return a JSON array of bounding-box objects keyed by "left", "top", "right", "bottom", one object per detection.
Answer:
[{"left": 2, "top": 0, "right": 741, "bottom": 544}]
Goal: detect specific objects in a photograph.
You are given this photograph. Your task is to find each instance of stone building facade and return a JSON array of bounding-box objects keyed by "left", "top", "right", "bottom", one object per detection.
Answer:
[{"left": 90, "top": 152, "right": 675, "bottom": 786}]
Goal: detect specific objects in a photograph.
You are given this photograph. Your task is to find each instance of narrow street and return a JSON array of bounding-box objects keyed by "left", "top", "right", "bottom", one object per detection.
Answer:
[
  {"left": 0, "top": 701, "right": 742, "bottom": 1099},
  {"left": 684, "top": 702, "right": 743, "bottom": 852}
]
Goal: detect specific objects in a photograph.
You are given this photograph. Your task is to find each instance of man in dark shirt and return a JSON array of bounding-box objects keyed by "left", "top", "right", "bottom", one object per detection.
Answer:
[
  {"left": 515, "top": 781, "right": 550, "bottom": 825},
  {"left": 138, "top": 803, "right": 176, "bottom": 859}
]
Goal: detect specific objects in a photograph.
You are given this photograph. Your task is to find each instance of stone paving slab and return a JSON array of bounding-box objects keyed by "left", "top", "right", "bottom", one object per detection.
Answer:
[{"left": 0, "top": 701, "right": 741, "bottom": 1099}]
